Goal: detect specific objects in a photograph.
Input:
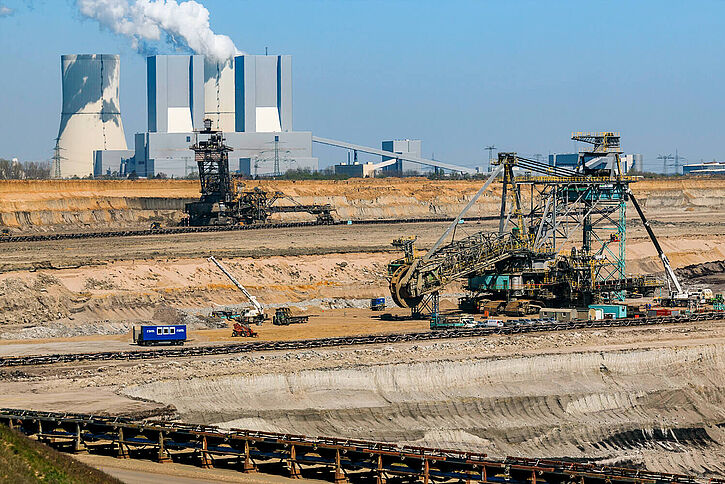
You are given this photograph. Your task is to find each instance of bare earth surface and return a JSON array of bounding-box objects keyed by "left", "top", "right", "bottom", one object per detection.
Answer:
[
  {"left": 2, "top": 321, "right": 725, "bottom": 477},
  {"left": 1, "top": 178, "right": 724, "bottom": 479},
  {"left": 74, "top": 453, "right": 307, "bottom": 484}
]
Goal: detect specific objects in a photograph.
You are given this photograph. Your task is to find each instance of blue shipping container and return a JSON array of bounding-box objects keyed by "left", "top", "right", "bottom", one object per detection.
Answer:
[
  {"left": 370, "top": 297, "right": 386, "bottom": 311},
  {"left": 134, "top": 325, "right": 186, "bottom": 346}
]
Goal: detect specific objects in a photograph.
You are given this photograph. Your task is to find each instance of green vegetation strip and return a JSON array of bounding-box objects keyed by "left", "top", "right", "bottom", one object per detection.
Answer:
[{"left": 0, "top": 424, "right": 120, "bottom": 484}]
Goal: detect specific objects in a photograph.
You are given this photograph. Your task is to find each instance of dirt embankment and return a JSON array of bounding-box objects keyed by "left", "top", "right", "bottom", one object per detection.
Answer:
[
  {"left": 677, "top": 260, "right": 725, "bottom": 292},
  {"left": 2, "top": 178, "right": 725, "bottom": 232},
  {"left": 0, "top": 253, "right": 390, "bottom": 332},
  {"left": 5, "top": 318, "right": 725, "bottom": 477},
  {"left": 1, "top": 239, "right": 722, "bottom": 338},
  {"left": 122, "top": 338, "right": 725, "bottom": 476}
]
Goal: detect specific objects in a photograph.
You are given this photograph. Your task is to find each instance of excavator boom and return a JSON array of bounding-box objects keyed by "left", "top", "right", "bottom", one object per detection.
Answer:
[
  {"left": 626, "top": 189, "right": 683, "bottom": 294},
  {"left": 208, "top": 256, "right": 265, "bottom": 315}
]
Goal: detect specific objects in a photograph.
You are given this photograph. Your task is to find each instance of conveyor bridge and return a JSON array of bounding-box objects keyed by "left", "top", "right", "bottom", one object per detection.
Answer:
[{"left": 2, "top": 408, "right": 722, "bottom": 484}]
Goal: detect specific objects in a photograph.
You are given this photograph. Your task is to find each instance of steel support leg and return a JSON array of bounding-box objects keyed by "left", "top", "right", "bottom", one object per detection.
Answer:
[
  {"left": 200, "top": 435, "right": 213, "bottom": 468},
  {"left": 334, "top": 449, "right": 349, "bottom": 484},
  {"left": 241, "top": 440, "right": 256, "bottom": 473},
  {"left": 376, "top": 454, "right": 386, "bottom": 484},
  {"left": 37, "top": 421, "right": 47, "bottom": 445},
  {"left": 73, "top": 423, "right": 86, "bottom": 453},
  {"left": 158, "top": 431, "right": 171, "bottom": 463},
  {"left": 287, "top": 445, "right": 301, "bottom": 479},
  {"left": 116, "top": 428, "right": 129, "bottom": 459}
]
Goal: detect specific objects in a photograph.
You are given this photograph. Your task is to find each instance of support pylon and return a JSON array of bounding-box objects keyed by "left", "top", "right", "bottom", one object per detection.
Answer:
[
  {"left": 116, "top": 428, "right": 129, "bottom": 459},
  {"left": 157, "top": 431, "right": 171, "bottom": 463},
  {"left": 376, "top": 454, "right": 386, "bottom": 484},
  {"left": 73, "top": 423, "right": 87, "bottom": 454},
  {"left": 241, "top": 440, "right": 256, "bottom": 473},
  {"left": 200, "top": 435, "right": 213, "bottom": 468},
  {"left": 334, "top": 449, "right": 349, "bottom": 484},
  {"left": 287, "top": 445, "right": 302, "bottom": 479}
]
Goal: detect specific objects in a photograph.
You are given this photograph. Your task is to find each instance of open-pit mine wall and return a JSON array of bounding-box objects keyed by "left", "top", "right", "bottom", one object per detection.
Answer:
[
  {"left": 1, "top": 178, "right": 724, "bottom": 232},
  {"left": 124, "top": 341, "right": 725, "bottom": 475}
]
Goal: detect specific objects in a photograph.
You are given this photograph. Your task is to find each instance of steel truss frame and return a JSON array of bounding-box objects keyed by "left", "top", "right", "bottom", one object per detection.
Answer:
[{"left": 516, "top": 178, "right": 628, "bottom": 284}]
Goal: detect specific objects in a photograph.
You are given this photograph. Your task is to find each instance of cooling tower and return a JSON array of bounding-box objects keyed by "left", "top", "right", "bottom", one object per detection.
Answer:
[{"left": 56, "top": 54, "right": 127, "bottom": 178}]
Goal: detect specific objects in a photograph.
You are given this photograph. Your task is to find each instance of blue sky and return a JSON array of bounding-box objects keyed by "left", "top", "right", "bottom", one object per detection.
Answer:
[{"left": 0, "top": 0, "right": 723, "bottom": 171}]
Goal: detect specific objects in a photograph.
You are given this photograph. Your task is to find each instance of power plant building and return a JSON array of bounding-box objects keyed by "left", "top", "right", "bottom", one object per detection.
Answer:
[
  {"left": 114, "top": 53, "right": 317, "bottom": 178},
  {"left": 381, "top": 139, "right": 425, "bottom": 174},
  {"left": 205, "top": 60, "right": 236, "bottom": 132},
  {"left": 234, "top": 55, "right": 293, "bottom": 133},
  {"left": 147, "top": 55, "right": 205, "bottom": 133},
  {"left": 55, "top": 54, "right": 128, "bottom": 178}
]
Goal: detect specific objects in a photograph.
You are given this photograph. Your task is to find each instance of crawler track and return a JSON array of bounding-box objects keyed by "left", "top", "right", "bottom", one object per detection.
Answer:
[
  {"left": 1, "top": 408, "right": 722, "bottom": 484},
  {"left": 1, "top": 311, "right": 723, "bottom": 368},
  {"left": 0, "top": 216, "right": 496, "bottom": 243}
]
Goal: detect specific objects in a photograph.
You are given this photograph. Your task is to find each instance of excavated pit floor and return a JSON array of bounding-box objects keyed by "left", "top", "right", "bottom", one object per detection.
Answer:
[{"left": 123, "top": 339, "right": 725, "bottom": 477}]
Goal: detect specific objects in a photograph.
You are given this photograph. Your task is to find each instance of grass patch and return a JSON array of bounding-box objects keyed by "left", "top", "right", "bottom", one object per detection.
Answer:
[{"left": 0, "top": 424, "right": 121, "bottom": 484}]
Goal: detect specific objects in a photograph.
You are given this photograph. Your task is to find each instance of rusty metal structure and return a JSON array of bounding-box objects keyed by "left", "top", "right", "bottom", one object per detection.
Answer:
[
  {"left": 184, "top": 120, "right": 334, "bottom": 226},
  {"left": 2, "top": 409, "right": 722, "bottom": 484},
  {"left": 388, "top": 133, "right": 662, "bottom": 314}
]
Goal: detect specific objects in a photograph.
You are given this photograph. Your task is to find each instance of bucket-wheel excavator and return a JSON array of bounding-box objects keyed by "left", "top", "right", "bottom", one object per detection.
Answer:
[
  {"left": 184, "top": 120, "right": 335, "bottom": 226},
  {"left": 388, "top": 134, "right": 669, "bottom": 317}
]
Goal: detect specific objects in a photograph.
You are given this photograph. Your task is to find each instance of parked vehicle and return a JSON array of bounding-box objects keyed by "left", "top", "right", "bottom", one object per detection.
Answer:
[
  {"left": 133, "top": 325, "right": 186, "bottom": 346},
  {"left": 273, "top": 307, "right": 309, "bottom": 326},
  {"left": 370, "top": 297, "right": 386, "bottom": 311},
  {"left": 232, "top": 322, "right": 258, "bottom": 338}
]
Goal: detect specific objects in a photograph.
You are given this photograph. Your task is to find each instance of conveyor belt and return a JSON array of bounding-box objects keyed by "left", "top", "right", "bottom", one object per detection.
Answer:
[
  {"left": 0, "top": 216, "right": 497, "bottom": 243},
  {"left": 1, "top": 311, "right": 722, "bottom": 367},
  {"left": 1, "top": 408, "right": 722, "bottom": 484}
]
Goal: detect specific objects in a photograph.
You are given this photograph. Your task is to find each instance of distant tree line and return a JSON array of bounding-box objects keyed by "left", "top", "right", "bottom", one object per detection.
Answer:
[{"left": 0, "top": 159, "right": 51, "bottom": 179}]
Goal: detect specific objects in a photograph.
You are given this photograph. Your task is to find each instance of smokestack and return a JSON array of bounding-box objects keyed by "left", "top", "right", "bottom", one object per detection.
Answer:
[{"left": 56, "top": 54, "right": 127, "bottom": 178}]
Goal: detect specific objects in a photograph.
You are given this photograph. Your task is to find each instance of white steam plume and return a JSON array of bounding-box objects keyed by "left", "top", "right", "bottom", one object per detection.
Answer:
[
  {"left": 0, "top": 3, "right": 14, "bottom": 17},
  {"left": 77, "top": 0, "right": 242, "bottom": 64}
]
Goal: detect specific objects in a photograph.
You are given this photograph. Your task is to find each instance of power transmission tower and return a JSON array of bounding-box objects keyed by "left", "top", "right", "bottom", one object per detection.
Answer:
[
  {"left": 52, "top": 138, "right": 64, "bottom": 179},
  {"left": 485, "top": 145, "right": 496, "bottom": 171},
  {"left": 673, "top": 149, "right": 686, "bottom": 175},
  {"left": 657, "top": 154, "right": 674, "bottom": 175},
  {"left": 273, "top": 135, "right": 280, "bottom": 177}
]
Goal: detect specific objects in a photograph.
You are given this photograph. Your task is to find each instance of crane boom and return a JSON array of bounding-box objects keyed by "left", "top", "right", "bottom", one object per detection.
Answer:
[
  {"left": 626, "top": 189, "right": 683, "bottom": 294},
  {"left": 208, "top": 256, "right": 264, "bottom": 315}
]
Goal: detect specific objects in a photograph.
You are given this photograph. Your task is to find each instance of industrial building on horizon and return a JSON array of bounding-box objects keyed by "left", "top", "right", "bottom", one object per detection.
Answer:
[
  {"left": 55, "top": 52, "right": 478, "bottom": 179},
  {"left": 52, "top": 53, "right": 314, "bottom": 178},
  {"left": 682, "top": 161, "right": 725, "bottom": 175},
  {"left": 88, "top": 53, "right": 318, "bottom": 179}
]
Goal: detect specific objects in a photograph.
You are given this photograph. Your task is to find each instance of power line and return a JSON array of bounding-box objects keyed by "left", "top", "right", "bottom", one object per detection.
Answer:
[
  {"left": 485, "top": 145, "right": 496, "bottom": 171},
  {"left": 657, "top": 154, "right": 674, "bottom": 175}
]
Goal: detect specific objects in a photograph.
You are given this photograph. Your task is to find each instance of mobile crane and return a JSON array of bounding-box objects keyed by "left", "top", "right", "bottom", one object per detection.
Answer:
[
  {"left": 627, "top": 189, "right": 700, "bottom": 307},
  {"left": 208, "top": 256, "right": 267, "bottom": 325}
]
